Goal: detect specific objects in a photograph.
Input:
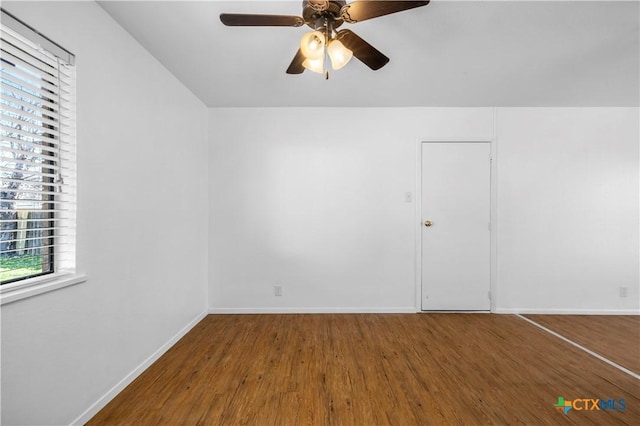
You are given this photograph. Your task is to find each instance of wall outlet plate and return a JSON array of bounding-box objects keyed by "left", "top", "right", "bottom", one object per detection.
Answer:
[{"left": 274, "top": 285, "right": 282, "bottom": 296}]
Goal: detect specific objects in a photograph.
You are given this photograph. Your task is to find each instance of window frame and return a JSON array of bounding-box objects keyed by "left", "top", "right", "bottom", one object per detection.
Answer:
[{"left": 0, "top": 9, "right": 85, "bottom": 304}]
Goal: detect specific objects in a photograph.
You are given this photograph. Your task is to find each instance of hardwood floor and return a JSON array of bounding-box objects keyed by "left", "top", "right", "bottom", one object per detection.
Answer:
[
  {"left": 524, "top": 315, "right": 640, "bottom": 375},
  {"left": 88, "top": 314, "right": 640, "bottom": 425}
]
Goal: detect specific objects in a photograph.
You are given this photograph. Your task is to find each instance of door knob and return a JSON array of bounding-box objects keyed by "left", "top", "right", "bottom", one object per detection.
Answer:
[{"left": 424, "top": 220, "right": 433, "bottom": 227}]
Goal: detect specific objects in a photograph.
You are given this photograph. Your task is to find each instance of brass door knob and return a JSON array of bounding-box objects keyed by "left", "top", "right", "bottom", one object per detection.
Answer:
[{"left": 424, "top": 220, "right": 433, "bottom": 227}]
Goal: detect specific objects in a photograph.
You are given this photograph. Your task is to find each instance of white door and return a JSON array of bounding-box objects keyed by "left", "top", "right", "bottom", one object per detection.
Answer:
[{"left": 421, "top": 142, "right": 491, "bottom": 310}]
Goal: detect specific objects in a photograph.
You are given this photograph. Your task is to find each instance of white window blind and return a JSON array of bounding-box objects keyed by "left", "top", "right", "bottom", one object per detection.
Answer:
[{"left": 1, "top": 11, "right": 76, "bottom": 285}]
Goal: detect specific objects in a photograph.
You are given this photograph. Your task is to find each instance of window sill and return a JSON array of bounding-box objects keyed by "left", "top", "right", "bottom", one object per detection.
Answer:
[{"left": 0, "top": 273, "right": 87, "bottom": 305}]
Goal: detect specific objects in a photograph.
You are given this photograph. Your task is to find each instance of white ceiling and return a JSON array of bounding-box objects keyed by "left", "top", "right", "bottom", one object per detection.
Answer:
[{"left": 98, "top": 0, "right": 639, "bottom": 107}]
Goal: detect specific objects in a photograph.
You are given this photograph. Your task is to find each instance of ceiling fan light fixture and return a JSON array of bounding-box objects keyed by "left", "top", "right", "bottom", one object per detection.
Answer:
[
  {"left": 327, "top": 39, "right": 353, "bottom": 70},
  {"left": 220, "top": 1, "right": 432, "bottom": 75},
  {"left": 302, "top": 57, "right": 324, "bottom": 73},
  {"left": 300, "top": 30, "right": 326, "bottom": 60}
]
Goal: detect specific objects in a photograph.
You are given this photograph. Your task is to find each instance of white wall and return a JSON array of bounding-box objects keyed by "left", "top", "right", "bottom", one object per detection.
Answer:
[
  {"left": 208, "top": 108, "right": 494, "bottom": 311},
  {"left": 1, "top": 2, "right": 208, "bottom": 425},
  {"left": 496, "top": 108, "right": 639, "bottom": 313},
  {"left": 208, "top": 107, "right": 639, "bottom": 314}
]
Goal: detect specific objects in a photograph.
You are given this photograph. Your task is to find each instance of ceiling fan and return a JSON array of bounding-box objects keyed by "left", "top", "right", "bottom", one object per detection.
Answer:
[{"left": 220, "top": 0, "right": 430, "bottom": 77}]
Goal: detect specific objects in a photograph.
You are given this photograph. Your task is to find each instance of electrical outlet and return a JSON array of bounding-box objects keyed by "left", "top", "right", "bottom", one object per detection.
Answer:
[
  {"left": 274, "top": 285, "right": 282, "bottom": 296},
  {"left": 619, "top": 286, "right": 628, "bottom": 298}
]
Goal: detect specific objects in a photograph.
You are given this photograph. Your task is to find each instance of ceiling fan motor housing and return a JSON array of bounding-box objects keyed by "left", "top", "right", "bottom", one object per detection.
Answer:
[{"left": 302, "top": 0, "right": 346, "bottom": 29}]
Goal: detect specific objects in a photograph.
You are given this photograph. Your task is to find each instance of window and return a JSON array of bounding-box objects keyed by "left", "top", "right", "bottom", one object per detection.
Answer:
[{"left": 1, "top": 10, "right": 78, "bottom": 295}]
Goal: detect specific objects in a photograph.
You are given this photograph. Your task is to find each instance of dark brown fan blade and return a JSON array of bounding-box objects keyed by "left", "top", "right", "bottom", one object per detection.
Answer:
[
  {"left": 220, "top": 13, "right": 304, "bottom": 27},
  {"left": 336, "top": 29, "right": 389, "bottom": 70},
  {"left": 286, "top": 49, "right": 306, "bottom": 74},
  {"left": 340, "top": 1, "right": 429, "bottom": 23}
]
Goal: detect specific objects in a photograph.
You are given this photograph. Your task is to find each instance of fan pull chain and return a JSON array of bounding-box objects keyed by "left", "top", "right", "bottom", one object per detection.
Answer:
[{"left": 324, "top": 18, "right": 330, "bottom": 80}]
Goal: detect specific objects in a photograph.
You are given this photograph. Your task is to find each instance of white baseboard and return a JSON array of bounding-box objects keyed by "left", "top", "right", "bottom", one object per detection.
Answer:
[
  {"left": 494, "top": 308, "right": 640, "bottom": 315},
  {"left": 209, "top": 307, "right": 419, "bottom": 314},
  {"left": 210, "top": 307, "right": 640, "bottom": 315},
  {"left": 71, "top": 310, "right": 208, "bottom": 425}
]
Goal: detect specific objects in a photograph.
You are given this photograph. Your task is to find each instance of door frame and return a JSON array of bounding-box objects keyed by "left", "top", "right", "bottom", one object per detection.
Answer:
[{"left": 415, "top": 139, "right": 498, "bottom": 312}]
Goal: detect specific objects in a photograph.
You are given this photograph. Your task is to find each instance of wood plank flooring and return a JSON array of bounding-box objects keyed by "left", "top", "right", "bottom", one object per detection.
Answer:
[
  {"left": 88, "top": 314, "right": 640, "bottom": 425},
  {"left": 524, "top": 314, "right": 640, "bottom": 375}
]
